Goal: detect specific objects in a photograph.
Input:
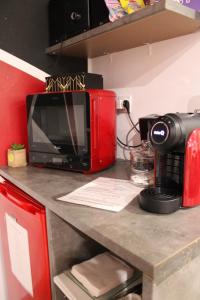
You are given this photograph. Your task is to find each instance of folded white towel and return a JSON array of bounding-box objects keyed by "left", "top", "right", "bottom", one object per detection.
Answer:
[{"left": 71, "top": 252, "right": 135, "bottom": 297}]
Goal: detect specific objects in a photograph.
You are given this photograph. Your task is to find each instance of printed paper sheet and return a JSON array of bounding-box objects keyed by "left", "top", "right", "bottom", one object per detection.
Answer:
[{"left": 57, "top": 177, "right": 142, "bottom": 212}]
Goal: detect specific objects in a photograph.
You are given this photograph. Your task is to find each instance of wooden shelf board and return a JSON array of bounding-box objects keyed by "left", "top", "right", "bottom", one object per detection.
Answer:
[{"left": 46, "top": 0, "right": 200, "bottom": 58}]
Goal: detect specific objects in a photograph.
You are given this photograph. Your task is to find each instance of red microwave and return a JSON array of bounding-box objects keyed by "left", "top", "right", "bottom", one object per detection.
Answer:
[{"left": 26, "top": 89, "right": 116, "bottom": 173}]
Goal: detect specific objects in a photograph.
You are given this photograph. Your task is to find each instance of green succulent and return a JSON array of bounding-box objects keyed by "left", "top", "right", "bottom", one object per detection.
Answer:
[{"left": 11, "top": 144, "right": 25, "bottom": 151}]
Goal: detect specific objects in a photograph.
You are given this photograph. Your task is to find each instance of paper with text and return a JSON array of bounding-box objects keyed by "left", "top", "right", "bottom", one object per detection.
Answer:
[
  {"left": 57, "top": 177, "right": 142, "bottom": 212},
  {"left": 5, "top": 214, "right": 33, "bottom": 296}
]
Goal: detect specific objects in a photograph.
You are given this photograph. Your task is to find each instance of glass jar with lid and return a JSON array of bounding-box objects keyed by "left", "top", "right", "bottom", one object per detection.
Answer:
[{"left": 130, "top": 141, "right": 154, "bottom": 187}]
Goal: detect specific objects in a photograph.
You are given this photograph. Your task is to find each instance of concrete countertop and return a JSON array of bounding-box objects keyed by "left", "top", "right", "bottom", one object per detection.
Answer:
[{"left": 1, "top": 160, "right": 200, "bottom": 284}]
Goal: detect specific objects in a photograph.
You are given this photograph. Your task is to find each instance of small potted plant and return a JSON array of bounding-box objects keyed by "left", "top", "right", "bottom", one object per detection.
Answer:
[{"left": 7, "top": 143, "right": 27, "bottom": 167}]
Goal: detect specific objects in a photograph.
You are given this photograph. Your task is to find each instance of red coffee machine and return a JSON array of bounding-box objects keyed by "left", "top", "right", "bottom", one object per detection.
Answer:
[{"left": 138, "top": 113, "right": 200, "bottom": 214}]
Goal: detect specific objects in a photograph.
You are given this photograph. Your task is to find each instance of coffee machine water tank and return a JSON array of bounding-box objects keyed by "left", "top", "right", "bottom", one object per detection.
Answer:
[{"left": 138, "top": 112, "right": 200, "bottom": 214}]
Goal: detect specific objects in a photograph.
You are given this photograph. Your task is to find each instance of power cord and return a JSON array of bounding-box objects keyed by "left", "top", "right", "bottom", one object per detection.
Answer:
[
  {"left": 123, "top": 100, "right": 140, "bottom": 133},
  {"left": 117, "top": 100, "right": 141, "bottom": 149},
  {"left": 117, "top": 136, "right": 141, "bottom": 148}
]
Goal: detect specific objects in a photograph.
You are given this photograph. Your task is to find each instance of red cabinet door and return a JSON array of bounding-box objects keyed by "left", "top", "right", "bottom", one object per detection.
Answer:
[{"left": 0, "top": 180, "right": 51, "bottom": 300}]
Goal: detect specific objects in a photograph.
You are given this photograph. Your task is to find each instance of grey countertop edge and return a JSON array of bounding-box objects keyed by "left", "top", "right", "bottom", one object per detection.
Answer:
[
  {"left": 0, "top": 167, "right": 200, "bottom": 284},
  {"left": 152, "top": 236, "right": 200, "bottom": 284}
]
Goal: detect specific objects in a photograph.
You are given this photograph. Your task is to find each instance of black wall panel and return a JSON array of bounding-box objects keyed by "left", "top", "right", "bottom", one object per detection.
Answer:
[{"left": 0, "top": 0, "right": 87, "bottom": 75}]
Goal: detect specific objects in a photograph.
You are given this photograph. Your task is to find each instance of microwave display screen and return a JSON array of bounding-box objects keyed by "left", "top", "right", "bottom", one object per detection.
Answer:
[{"left": 28, "top": 92, "right": 90, "bottom": 155}]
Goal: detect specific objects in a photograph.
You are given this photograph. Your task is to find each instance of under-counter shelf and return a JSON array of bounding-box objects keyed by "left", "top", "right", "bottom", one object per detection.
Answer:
[
  {"left": 54, "top": 270, "right": 142, "bottom": 300},
  {"left": 46, "top": 0, "right": 200, "bottom": 58}
]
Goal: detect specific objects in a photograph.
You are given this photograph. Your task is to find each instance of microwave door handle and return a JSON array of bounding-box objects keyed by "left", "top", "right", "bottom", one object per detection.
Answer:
[{"left": 64, "top": 96, "right": 77, "bottom": 155}]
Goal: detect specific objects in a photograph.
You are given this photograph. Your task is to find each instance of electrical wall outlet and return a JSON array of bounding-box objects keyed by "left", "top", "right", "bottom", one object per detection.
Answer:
[
  {"left": 117, "top": 99, "right": 125, "bottom": 110},
  {"left": 117, "top": 96, "right": 132, "bottom": 113}
]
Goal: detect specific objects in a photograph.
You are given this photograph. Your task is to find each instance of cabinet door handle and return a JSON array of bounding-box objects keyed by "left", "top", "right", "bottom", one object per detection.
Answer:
[{"left": 0, "top": 185, "right": 42, "bottom": 215}]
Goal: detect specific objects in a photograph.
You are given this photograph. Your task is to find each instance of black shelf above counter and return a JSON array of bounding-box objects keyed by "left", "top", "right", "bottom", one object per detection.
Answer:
[{"left": 46, "top": 0, "right": 200, "bottom": 59}]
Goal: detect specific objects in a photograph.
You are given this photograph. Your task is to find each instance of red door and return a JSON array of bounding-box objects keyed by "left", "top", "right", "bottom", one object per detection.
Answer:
[{"left": 0, "top": 179, "right": 51, "bottom": 300}]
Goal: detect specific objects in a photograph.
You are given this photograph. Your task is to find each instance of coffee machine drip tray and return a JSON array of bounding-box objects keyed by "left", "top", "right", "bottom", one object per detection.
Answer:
[{"left": 139, "top": 187, "right": 182, "bottom": 214}]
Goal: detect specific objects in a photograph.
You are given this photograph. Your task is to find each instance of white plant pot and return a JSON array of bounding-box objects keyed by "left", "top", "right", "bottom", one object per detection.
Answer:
[{"left": 7, "top": 148, "right": 27, "bottom": 167}]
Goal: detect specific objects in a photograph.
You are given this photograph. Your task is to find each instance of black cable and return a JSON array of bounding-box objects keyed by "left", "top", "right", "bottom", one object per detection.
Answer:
[
  {"left": 127, "top": 113, "right": 140, "bottom": 133},
  {"left": 117, "top": 100, "right": 142, "bottom": 149},
  {"left": 123, "top": 100, "right": 140, "bottom": 133},
  {"left": 126, "top": 125, "right": 141, "bottom": 149},
  {"left": 117, "top": 137, "right": 141, "bottom": 148},
  {"left": 126, "top": 125, "right": 135, "bottom": 147}
]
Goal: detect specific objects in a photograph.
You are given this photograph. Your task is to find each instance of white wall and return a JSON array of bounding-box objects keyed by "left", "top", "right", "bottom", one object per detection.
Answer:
[{"left": 88, "top": 31, "right": 200, "bottom": 159}]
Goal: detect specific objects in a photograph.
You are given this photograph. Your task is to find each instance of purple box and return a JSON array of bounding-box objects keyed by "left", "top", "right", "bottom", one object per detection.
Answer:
[{"left": 179, "top": 0, "right": 200, "bottom": 10}]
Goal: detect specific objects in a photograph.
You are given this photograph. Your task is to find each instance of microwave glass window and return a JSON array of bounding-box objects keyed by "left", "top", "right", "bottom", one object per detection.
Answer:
[{"left": 30, "top": 93, "right": 89, "bottom": 155}]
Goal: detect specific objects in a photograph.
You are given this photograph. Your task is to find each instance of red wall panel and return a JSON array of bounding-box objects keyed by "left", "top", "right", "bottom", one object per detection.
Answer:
[{"left": 0, "top": 60, "right": 45, "bottom": 165}]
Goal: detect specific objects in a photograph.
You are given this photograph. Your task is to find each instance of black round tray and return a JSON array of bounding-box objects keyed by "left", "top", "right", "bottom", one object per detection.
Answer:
[{"left": 139, "top": 187, "right": 182, "bottom": 214}]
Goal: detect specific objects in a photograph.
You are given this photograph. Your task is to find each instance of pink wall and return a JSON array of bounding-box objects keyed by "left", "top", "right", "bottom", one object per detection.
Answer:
[
  {"left": 0, "top": 60, "right": 45, "bottom": 165},
  {"left": 89, "top": 32, "right": 200, "bottom": 158}
]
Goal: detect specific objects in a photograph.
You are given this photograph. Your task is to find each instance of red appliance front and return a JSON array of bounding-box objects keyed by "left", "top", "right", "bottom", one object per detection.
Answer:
[
  {"left": 183, "top": 128, "right": 200, "bottom": 207},
  {"left": 88, "top": 89, "right": 116, "bottom": 173},
  {"left": 0, "top": 179, "right": 51, "bottom": 300}
]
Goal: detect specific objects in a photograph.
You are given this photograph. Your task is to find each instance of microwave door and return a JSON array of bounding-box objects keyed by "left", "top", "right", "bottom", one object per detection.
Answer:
[
  {"left": 63, "top": 93, "right": 87, "bottom": 156},
  {"left": 28, "top": 95, "right": 60, "bottom": 154},
  {"left": 31, "top": 121, "right": 60, "bottom": 154},
  {"left": 28, "top": 92, "right": 89, "bottom": 157},
  {"left": 64, "top": 97, "right": 77, "bottom": 156}
]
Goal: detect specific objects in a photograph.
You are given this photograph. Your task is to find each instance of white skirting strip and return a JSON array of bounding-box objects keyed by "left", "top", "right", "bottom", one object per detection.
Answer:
[{"left": 0, "top": 48, "right": 49, "bottom": 82}]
